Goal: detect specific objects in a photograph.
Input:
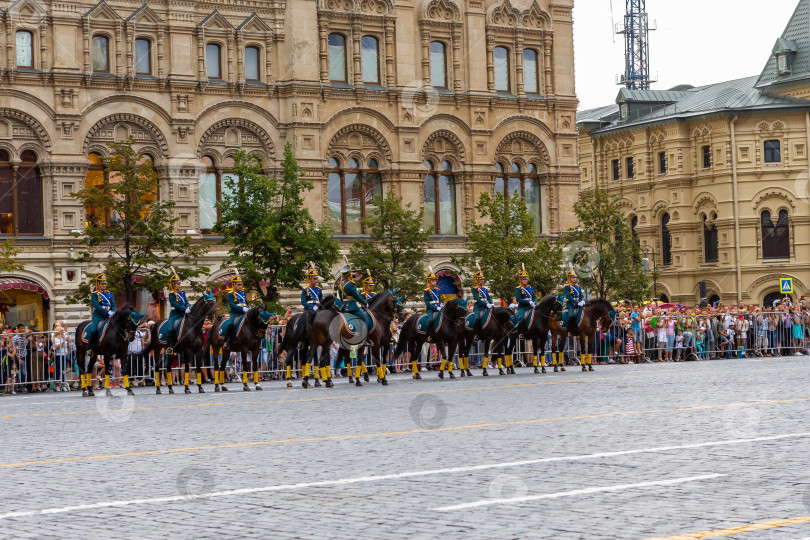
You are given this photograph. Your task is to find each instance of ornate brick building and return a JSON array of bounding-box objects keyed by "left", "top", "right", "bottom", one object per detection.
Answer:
[
  {"left": 0, "top": 0, "right": 577, "bottom": 327},
  {"left": 578, "top": 0, "right": 810, "bottom": 307}
]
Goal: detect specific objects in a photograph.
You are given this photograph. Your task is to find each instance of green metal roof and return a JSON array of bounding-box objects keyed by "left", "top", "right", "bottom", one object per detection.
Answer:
[{"left": 757, "top": 0, "right": 810, "bottom": 88}]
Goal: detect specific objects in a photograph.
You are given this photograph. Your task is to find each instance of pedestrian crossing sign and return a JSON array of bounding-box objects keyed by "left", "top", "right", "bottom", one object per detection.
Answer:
[{"left": 780, "top": 278, "right": 793, "bottom": 294}]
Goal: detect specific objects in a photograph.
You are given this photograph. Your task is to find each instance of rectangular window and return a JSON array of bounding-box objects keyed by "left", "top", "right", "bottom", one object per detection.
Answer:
[
  {"left": 764, "top": 140, "right": 781, "bottom": 163},
  {"left": 199, "top": 172, "right": 217, "bottom": 230},
  {"left": 0, "top": 166, "right": 13, "bottom": 235},
  {"left": 92, "top": 36, "right": 109, "bottom": 72},
  {"left": 328, "top": 34, "right": 347, "bottom": 82},
  {"left": 494, "top": 46, "right": 510, "bottom": 92},
  {"left": 16, "top": 167, "right": 42, "bottom": 235},
  {"left": 361, "top": 36, "right": 379, "bottom": 84},
  {"left": 612, "top": 159, "right": 620, "bottom": 181},
  {"left": 430, "top": 41, "right": 446, "bottom": 88},
  {"left": 702, "top": 145, "right": 711, "bottom": 169},
  {"left": 523, "top": 49, "right": 539, "bottom": 94},
  {"left": 658, "top": 151, "right": 667, "bottom": 174},
  {"left": 135, "top": 39, "right": 151, "bottom": 74},
  {"left": 16, "top": 31, "right": 33, "bottom": 68},
  {"left": 626, "top": 157, "right": 635, "bottom": 179},
  {"left": 206, "top": 44, "right": 221, "bottom": 79},
  {"left": 245, "top": 46, "right": 260, "bottom": 81}
]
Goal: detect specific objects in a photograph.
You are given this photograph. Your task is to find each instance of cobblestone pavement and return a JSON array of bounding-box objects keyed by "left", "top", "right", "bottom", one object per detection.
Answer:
[{"left": 3, "top": 357, "right": 810, "bottom": 539}]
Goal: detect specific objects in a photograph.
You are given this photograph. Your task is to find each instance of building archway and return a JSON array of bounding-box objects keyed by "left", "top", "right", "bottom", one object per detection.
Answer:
[
  {"left": 763, "top": 291, "right": 790, "bottom": 308},
  {"left": 0, "top": 276, "right": 50, "bottom": 330}
]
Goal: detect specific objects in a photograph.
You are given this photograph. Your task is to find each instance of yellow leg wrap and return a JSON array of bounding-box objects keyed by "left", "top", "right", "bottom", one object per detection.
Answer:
[
  {"left": 482, "top": 357, "right": 489, "bottom": 368},
  {"left": 167, "top": 372, "right": 174, "bottom": 386},
  {"left": 81, "top": 373, "right": 87, "bottom": 388},
  {"left": 104, "top": 374, "right": 110, "bottom": 389},
  {"left": 184, "top": 373, "right": 190, "bottom": 386},
  {"left": 303, "top": 363, "right": 311, "bottom": 378},
  {"left": 242, "top": 371, "right": 248, "bottom": 384},
  {"left": 554, "top": 352, "right": 560, "bottom": 366},
  {"left": 355, "top": 365, "right": 362, "bottom": 378},
  {"left": 448, "top": 360, "right": 453, "bottom": 373},
  {"left": 497, "top": 357, "right": 503, "bottom": 369},
  {"left": 155, "top": 372, "right": 161, "bottom": 387},
  {"left": 214, "top": 371, "right": 219, "bottom": 385},
  {"left": 532, "top": 355, "right": 538, "bottom": 367},
  {"left": 254, "top": 370, "right": 259, "bottom": 384},
  {"left": 360, "top": 362, "right": 368, "bottom": 374},
  {"left": 411, "top": 360, "right": 418, "bottom": 374},
  {"left": 505, "top": 355, "right": 513, "bottom": 367},
  {"left": 123, "top": 375, "right": 130, "bottom": 389},
  {"left": 540, "top": 355, "right": 546, "bottom": 368},
  {"left": 324, "top": 366, "right": 331, "bottom": 380},
  {"left": 313, "top": 365, "right": 320, "bottom": 380},
  {"left": 588, "top": 353, "right": 593, "bottom": 365},
  {"left": 439, "top": 359, "right": 447, "bottom": 372},
  {"left": 285, "top": 365, "right": 292, "bottom": 380},
  {"left": 196, "top": 373, "right": 202, "bottom": 386}
]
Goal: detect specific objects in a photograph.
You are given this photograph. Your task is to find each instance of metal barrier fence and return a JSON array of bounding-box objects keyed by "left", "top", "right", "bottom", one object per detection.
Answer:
[{"left": 3, "top": 311, "right": 809, "bottom": 393}]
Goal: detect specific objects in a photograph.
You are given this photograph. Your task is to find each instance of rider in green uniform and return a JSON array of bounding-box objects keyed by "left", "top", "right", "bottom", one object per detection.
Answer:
[
  {"left": 301, "top": 268, "right": 323, "bottom": 313},
  {"left": 361, "top": 272, "right": 376, "bottom": 303},
  {"left": 471, "top": 269, "right": 493, "bottom": 337},
  {"left": 337, "top": 264, "right": 372, "bottom": 331},
  {"left": 423, "top": 269, "right": 443, "bottom": 336},
  {"left": 89, "top": 273, "right": 116, "bottom": 351},
  {"left": 165, "top": 271, "right": 189, "bottom": 354},
  {"left": 514, "top": 266, "right": 537, "bottom": 332},
  {"left": 561, "top": 270, "right": 584, "bottom": 330},
  {"left": 221, "top": 275, "right": 249, "bottom": 346}
]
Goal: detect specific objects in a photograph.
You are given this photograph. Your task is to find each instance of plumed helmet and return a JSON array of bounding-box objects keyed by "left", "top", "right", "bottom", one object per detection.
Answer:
[
  {"left": 518, "top": 263, "right": 529, "bottom": 280},
  {"left": 231, "top": 274, "right": 243, "bottom": 286},
  {"left": 566, "top": 269, "right": 577, "bottom": 279},
  {"left": 94, "top": 273, "right": 107, "bottom": 287},
  {"left": 169, "top": 266, "right": 181, "bottom": 288},
  {"left": 363, "top": 269, "right": 374, "bottom": 286},
  {"left": 426, "top": 265, "right": 437, "bottom": 282},
  {"left": 306, "top": 268, "right": 319, "bottom": 279}
]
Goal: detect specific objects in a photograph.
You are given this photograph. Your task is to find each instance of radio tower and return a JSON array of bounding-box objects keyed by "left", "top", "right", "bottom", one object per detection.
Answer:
[{"left": 616, "top": 0, "right": 655, "bottom": 89}]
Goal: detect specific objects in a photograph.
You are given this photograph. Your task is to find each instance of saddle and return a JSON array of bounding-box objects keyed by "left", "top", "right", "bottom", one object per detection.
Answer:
[
  {"left": 157, "top": 318, "right": 184, "bottom": 345},
  {"left": 562, "top": 306, "right": 584, "bottom": 332},
  {"left": 217, "top": 314, "right": 245, "bottom": 340},
  {"left": 338, "top": 310, "right": 376, "bottom": 336},
  {"left": 81, "top": 320, "right": 109, "bottom": 345},
  {"left": 416, "top": 313, "right": 442, "bottom": 335}
]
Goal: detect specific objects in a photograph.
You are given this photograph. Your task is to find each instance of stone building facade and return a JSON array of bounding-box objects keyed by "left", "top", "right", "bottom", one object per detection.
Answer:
[
  {"left": 0, "top": 0, "right": 578, "bottom": 327},
  {"left": 577, "top": 0, "right": 810, "bottom": 307}
]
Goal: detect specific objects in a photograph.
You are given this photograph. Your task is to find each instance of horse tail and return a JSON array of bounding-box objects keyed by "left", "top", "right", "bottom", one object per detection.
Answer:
[{"left": 393, "top": 316, "right": 416, "bottom": 360}]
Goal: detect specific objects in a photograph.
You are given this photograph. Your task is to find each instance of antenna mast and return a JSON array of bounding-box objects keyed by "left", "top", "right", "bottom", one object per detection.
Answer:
[{"left": 616, "top": 0, "right": 656, "bottom": 89}]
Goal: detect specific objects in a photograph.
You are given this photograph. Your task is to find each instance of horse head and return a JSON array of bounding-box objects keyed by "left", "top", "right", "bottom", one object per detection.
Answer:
[
  {"left": 113, "top": 304, "right": 145, "bottom": 341},
  {"left": 445, "top": 297, "right": 468, "bottom": 321}
]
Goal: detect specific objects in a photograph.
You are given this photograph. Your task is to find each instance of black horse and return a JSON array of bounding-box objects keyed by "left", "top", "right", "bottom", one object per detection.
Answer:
[
  {"left": 206, "top": 306, "right": 274, "bottom": 392},
  {"left": 278, "top": 295, "right": 336, "bottom": 388},
  {"left": 393, "top": 298, "right": 469, "bottom": 380},
  {"left": 306, "top": 290, "right": 401, "bottom": 388},
  {"left": 455, "top": 307, "right": 514, "bottom": 376},
  {"left": 533, "top": 295, "right": 616, "bottom": 372},
  {"left": 150, "top": 294, "right": 218, "bottom": 394},
  {"left": 75, "top": 304, "right": 144, "bottom": 397}
]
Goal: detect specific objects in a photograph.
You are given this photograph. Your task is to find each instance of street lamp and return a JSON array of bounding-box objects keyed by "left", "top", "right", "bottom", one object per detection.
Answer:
[{"left": 640, "top": 244, "right": 656, "bottom": 301}]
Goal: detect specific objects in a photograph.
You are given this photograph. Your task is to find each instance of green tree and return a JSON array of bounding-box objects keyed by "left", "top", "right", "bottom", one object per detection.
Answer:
[
  {"left": 67, "top": 138, "right": 209, "bottom": 307},
  {"left": 0, "top": 238, "right": 23, "bottom": 273},
  {"left": 453, "top": 192, "right": 538, "bottom": 302},
  {"left": 564, "top": 188, "right": 648, "bottom": 302},
  {"left": 525, "top": 237, "right": 563, "bottom": 297},
  {"left": 349, "top": 191, "right": 431, "bottom": 301},
  {"left": 215, "top": 143, "right": 339, "bottom": 311}
]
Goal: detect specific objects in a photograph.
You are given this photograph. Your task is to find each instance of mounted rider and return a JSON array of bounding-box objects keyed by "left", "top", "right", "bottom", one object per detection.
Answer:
[
  {"left": 513, "top": 264, "right": 537, "bottom": 332},
  {"left": 301, "top": 265, "right": 323, "bottom": 316},
  {"left": 87, "top": 273, "right": 116, "bottom": 352},
  {"left": 361, "top": 270, "right": 376, "bottom": 303},
  {"left": 423, "top": 267, "right": 443, "bottom": 337},
  {"left": 471, "top": 266, "right": 494, "bottom": 337},
  {"left": 164, "top": 267, "right": 189, "bottom": 355},
  {"left": 560, "top": 269, "right": 585, "bottom": 330},
  {"left": 221, "top": 274, "right": 249, "bottom": 346},
  {"left": 337, "top": 261, "right": 373, "bottom": 331}
]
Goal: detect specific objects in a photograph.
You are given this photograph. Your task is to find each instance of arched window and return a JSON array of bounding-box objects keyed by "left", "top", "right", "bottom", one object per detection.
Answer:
[
  {"left": 762, "top": 209, "right": 790, "bottom": 259},
  {"left": 198, "top": 156, "right": 236, "bottom": 232},
  {"left": 703, "top": 215, "right": 718, "bottom": 263},
  {"left": 327, "top": 157, "right": 382, "bottom": 235},
  {"left": 135, "top": 39, "right": 151, "bottom": 74},
  {"left": 328, "top": 34, "right": 347, "bottom": 83},
  {"left": 430, "top": 41, "right": 447, "bottom": 88},
  {"left": 424, "top": 160, "right": 456, "bottom": 235},
  {"left": 661, "top": 213, "right": 672, "bottom": 265},
  {"left": 206, "top": 43, "right": 221, "bottom": 79},
  {"left": 523, "top": 49, "right": 539, "bottom": 94},
  {"left": 494, "top": 46, "right": 510, "bottom": 92},
  {"left": 92, "top": 35, "right": 110, "bottom": 72},
  {"left": 495, "top": 161, "right": 541, "bottom": 235},
  {"left": 361, "top": 36, "right": 379, "bottom": 84},
  {"left": 16, "top": 31, "right": 33, "bottom": 68},
  {"left": 245, "top": 46, "right": 260, "bottom": 81},
  {"left": 630, "top": 216, "right": 638, "bottom": 236}
]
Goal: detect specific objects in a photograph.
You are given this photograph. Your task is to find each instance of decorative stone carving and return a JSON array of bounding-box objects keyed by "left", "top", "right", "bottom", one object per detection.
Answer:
[
  {"left": 83, "top": 114, "right": 168, "bottom": 156},
  {"left": 495, "top": 131, "right": 549, "bottom": 167},
  {"left": 0, "top": 109, "right": 52, "bottom": 155},
  {"left": 197, "top": 119, "right": 275, "bottom": 161},
  {"left": 327, "top": 124, "right": 392, "bottom": 163},
  {"left": 423, "top": 130, "right": 465, "bottom": 161},
  {"left": 422, "top": 0, "right": 461, "bottom": 22}
]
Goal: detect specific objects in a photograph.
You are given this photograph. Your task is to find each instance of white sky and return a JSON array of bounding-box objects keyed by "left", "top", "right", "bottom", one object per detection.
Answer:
[{"left": 573, "top": 1, "right": 800, "bottom": 111}]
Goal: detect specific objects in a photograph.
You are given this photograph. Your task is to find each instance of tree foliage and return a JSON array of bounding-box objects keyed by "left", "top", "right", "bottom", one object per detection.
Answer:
[
  {"left": 0, "top": 238, "right": 23, "bottom": 273},
  {"left": 67, "top": 137, "right": 209, "bottom": 306},
  {"left": 564, "top": 188, "right": 648, "bottom": 302},
  {"left": 349, "top": 191, "right": 431, "bottom": 301},
  {"left": 215, "top": 143, "right": 339, "bottom": 311}
]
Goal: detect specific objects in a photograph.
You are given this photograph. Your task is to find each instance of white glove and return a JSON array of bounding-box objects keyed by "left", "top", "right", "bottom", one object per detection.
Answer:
[
  {"left": 313, "top": 306, "right": 319, "bottom": 311},
  {"left": 486, "top": 303, "right": 494, "bottom": 309},
  {"left": 578, "top": 301, "right": 585, "bottom": 307},
  {"left": 242, "top": 307, "right": 249, "bottom": 313},
  {"left": 107, "top": 310, "right": 114, "bottom": 317},
  {"left": 509, "top": 303, "right": 518, "bottom": 310},
  {"left": 185, "top": 308, "right": 191, "bottom": 314},
  {"left": 531, "top": 302, "right": 536, "bottom": 308}
]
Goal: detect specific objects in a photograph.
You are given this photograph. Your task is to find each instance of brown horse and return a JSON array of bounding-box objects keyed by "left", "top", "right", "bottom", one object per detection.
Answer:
[
  {"left": 534, "top": 295, "right": 616, "bottom": 372},
  {"left": 205, "top": 306, "right": 274, "bottom": 392},
  {"left": 305, "top": 290, "right": 401, "bottom": 388}
]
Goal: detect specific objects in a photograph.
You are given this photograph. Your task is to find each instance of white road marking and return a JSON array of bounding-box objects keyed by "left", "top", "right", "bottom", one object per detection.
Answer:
[
  {"left": 432, "top": 474, "right": 725, "bottom": 511},
  {"left": 0, "top": 432, "right": 804, "bottom": 520}
]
